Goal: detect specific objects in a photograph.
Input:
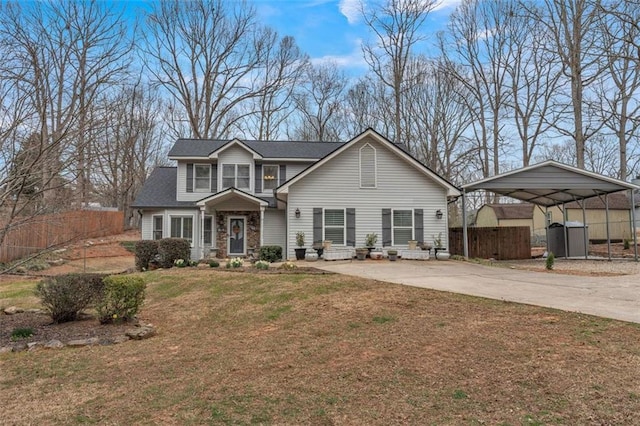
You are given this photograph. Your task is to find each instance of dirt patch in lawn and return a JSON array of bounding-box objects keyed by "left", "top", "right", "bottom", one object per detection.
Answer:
[{"left": 2, "top": 269, "right": 640, "bottom": 425}]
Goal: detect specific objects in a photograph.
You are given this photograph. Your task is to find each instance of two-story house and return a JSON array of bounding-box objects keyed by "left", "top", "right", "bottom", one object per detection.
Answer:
[{"left": 132, "top": 129, "right": 460, "bottom": 260}]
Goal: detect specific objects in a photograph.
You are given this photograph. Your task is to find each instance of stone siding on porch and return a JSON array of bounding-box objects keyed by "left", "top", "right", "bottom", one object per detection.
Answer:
[{"left": 215, "top": 211, "right": 261, "bottom": 258}]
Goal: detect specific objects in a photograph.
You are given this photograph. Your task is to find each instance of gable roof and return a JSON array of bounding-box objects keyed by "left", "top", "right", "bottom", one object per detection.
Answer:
[
  {"left": 208, "top": 138, "right": 263, "bottom": 160},
  {"left": 168, "top": 138, "right": 343, "bottom": 160},
  {"left": 483, "top": 203, "right": 534, "bottom": 220},
  {"left": 463, "top": 160, "right": 639, "bottom": 207},
  {"left": 131, "top": 167, "right": 195, "bottom": 209},
  {"left": 276, "top": 128, "right": 461, "bottom": 197},
  {"left": 196, "top": 187, "right": 269, "bottom": 207}
]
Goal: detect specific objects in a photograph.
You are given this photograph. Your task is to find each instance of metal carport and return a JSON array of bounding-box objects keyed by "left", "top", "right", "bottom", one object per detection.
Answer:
[{"left": 460, "top": 160, "right": 640, "bottom": 260}]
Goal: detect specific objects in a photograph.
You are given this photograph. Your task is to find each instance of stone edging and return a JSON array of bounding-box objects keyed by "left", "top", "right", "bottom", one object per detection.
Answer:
[{"left": 1, "top": 306, "right": 155, "bottom": 354}]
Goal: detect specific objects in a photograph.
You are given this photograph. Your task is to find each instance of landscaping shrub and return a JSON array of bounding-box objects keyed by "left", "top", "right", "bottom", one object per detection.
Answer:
[
  {"left": 255, "top": 260, "right": 270, "bottom": 270},
  {"left": 96, "top": 275, "right": 146, "bottom": 324},
  {"left": 35, "top": 273, "right": 106, "bottom": 323},
  {"left": 135, "top": 240, "right": 159, "bottom": 271},
  {"left": 209, "top": 260, "right": 220, "bottom": 268},
  {"left": 624, "top": 239, "right": 630, "bottom": 250},
  {"left": 11, "top": 327, "right": 34, "bottom": 341},
  {"left": 227, "top": 258, "right": 244, "bottom": 268},
  {"left": 259, "top": 245, "right": 282, "bottom": 263},
  {"left": 546, "top": 252, "right": 555, "bottom": 270},
  {"left": 157, "top": 238, "right": 191, "bottom": 268}
]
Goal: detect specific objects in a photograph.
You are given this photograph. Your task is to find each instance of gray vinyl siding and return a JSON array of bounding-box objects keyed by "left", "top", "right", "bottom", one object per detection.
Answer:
[
  {"left": 177, "top": 162, "right": 213, "bottom": 202},
  {"left": 141, "top": 208, "right": 203, "bottom": 260},
  {"left": 285, "top": 136, "right": 449, "bottom": 258},
  {"left": 263, "top": 209, "right": 286, "bottom": 249},
  {"left": 141, "top": 209, "right": 164, "bottom": 240},
  {"left": 255, "top": 161, "right": 314, "bottom": 196}
]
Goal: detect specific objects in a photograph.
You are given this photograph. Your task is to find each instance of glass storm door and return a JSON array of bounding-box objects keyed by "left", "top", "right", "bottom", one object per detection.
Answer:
[{"left": 228, "top": 217, "right": 245, "bottom": 255}]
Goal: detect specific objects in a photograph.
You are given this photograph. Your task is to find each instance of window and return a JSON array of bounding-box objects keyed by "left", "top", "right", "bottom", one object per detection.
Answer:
[
  {"left": 194, "top": 164, "right": 210, "bottom": 191},
  {"left": 393, "top": 210, "right": 413, "bottom": 245},
  {"left": 359, "top": 144, "right": 377, "bottom": 188},
  {"left": 203, "top": 216, "right": 213, "bottom": 245},
  {"left": 152, "top": 215, "right": 163, "bottom": 240},
  {"left": 262, "top": 165, "right": 279, "bottom": 191},
  {"left": 324, "top": 209, "right": 345, "bottom": 245},
  {"left": 222, "top": 164, "right": 250, "bottom": 190},
  {"left": 170, "top": 216, "right": 193, "bottom": 243}
]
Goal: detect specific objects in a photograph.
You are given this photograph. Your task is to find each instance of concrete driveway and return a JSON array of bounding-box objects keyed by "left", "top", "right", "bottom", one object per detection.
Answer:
[{"left": 313, "top": 260, "right": 640, "bottom": 324}]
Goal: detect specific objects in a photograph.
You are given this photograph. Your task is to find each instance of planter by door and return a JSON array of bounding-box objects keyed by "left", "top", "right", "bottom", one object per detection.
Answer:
[
  {"left": 408, "top": 240, "right": 418, "bottom": 250},
  {"left": 436, "top": 251, "right": 450, "bottom": 260},
  {"left": 295, "top": 248, "right": 306, "bottom": 260},
  {"left": 387, "top": 250, "right": 398, "bottom": 261}
]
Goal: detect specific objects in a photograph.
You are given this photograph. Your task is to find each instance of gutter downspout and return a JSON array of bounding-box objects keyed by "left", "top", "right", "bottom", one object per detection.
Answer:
[{"left": 632, "top": 189, "right": 638, "bottom": 261}]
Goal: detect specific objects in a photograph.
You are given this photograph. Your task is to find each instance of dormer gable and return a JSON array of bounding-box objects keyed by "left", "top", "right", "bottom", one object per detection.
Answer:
[{"left": 208, "top": 138, "right": 263, "bottom": 160}]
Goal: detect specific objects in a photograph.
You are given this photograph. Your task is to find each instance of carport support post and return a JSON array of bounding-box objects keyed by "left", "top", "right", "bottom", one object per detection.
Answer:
[
  {"left": 582, "top": 200, "right": 588, "bottom": 260},
  {"left": 462, "top": 189, "right": 469, "bottom": 259},
  {"left": 605, "top": 194, "right": 611, "bottom": 261},
  {"left": 562, "top": 203, "right": 568, "bottom": 258},
  {"left": 632, "top": 189, "right": 638, "bottom": 261}
]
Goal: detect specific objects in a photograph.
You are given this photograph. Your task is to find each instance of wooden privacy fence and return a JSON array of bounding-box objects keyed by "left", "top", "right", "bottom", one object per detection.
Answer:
[
  {"left": 0, "top": 210, "right": 124, "bottom": 263},
  {"left": 449, "top": 226, "right": 531, "bottom": 260}
]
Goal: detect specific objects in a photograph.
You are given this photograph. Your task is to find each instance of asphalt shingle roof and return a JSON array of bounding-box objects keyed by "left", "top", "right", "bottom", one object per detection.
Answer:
[
  {"left": 131, "top": 167, "right": 277, "bottom": 209},
  {"left": 168, "top": 139, "right": 344, "bottom": 159}
]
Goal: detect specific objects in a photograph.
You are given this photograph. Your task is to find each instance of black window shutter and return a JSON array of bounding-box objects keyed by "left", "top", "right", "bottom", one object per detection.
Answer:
[
  {"left": 255, "top": 164, "right": 262, "bottom": 193},
  {"left": 313, "top": 208, "right": 323, "bottom": 245},
  {"left": 211, "top": 164, "right": 217, "bottom": 193},
  {"left": 346, "top": 208, "right": 356, "bottom": 247},
  {"left": 279, "top": 165, "right": 286, "bottom": 186},
  {"left": 414, "top": 209, "right": 423, "bottom": 245},
  {"left": 186, "top": 163, "right": 193, "bottom": 193},
  {"left": 382, "top": 209, "right": 391, "bottom": 247}
]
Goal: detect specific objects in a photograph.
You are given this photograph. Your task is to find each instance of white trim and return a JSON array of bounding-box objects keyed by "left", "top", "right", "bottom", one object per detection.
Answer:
[
  {"left": 276, "top": 129, "right": 460, "bottom": 197},
  {"left": 208, "top": 138, "right": 263, "bottom": 160},
  {"left": 391, "top": 208, "right": 414, "bottom": 246},
  {"left": 221, "top": 163, "right": 251, "bottom": 191},
  {"left": 359, "top": 143, "right": 377, "bottom": 188},
  {"left": 227, "top": 216, "right": 247, "bottom": 256},
  {"left": 196, "top": 187, "right": 268, "bottom": 207},
  {"left": 169, "top": 214, "right": 195, "bottom": 246},
  {"left": 262, "top": 164, "right": 280, "bottom": 192},
  {"left": 193, "top": 163, "right": 211, "bottom": 192},
  {"left": 323, "top": 208, "right": 346, "bottom": 246}
]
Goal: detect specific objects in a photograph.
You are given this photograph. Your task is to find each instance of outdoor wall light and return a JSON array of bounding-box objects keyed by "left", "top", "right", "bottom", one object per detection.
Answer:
[
  {"left": 435, "top": 209, "right": 443, "bottom": 220},
  {"left": 295, "top": 208, "right": 301, "bottom": 218}
]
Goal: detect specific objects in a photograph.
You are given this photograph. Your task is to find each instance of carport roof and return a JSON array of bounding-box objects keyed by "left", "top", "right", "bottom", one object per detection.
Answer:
[{"left": 462, "top": 160, "right": 640, "bottom": 207}]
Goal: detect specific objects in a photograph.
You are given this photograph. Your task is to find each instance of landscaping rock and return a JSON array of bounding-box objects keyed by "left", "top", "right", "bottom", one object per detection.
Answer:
[
  {"left": 47, "top": 259, "right": 65, "bottom": 266},
  {"left": 66, "top": 337, "right": 100, "bottom": 347},
  {"left": 125, "top": 324, "right": 155, "bottom": 340},
  {"left": 25, "top": 308, "right": 46, "bottom": 314},
  {"left": 111, "top": 335, "right": 131, "bottom": 344},
  {"left": 28, "top": 342, "right": 43, "bottom": 352},
  {"left": 12, "top": 342, "right": 28, "bottom": 352},
  {"left": 44, "top": 340, "right": 65, "bottom": 349},
  {"left": 3, "top": 306, "right": 24, "bottom": 315},
  {"left": 0, "top": 346, "right": 12, "bottom": 353}
]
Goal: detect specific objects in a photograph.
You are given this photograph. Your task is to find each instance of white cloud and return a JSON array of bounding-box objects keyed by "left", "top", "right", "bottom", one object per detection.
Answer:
[
  {"left": 339, "top": 0, "right": 361, "bottom": 24},
  {"left": 432, "top": 0, "right": 462, "bottom": 12},
  {"left": 310, "top": 38, "right": 367, "bottom": 72}
]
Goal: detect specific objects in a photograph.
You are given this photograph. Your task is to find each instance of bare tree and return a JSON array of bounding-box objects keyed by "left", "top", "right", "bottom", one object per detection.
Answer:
[
  {"left": 290, "top": 62, "right": 349, "bottom": 141},
  {"left": 245, "top": 32, "right": 308, "bottom": 140},
  {"left": 142, "top": 0, "right": 295, "bottom": 140},
  {"left": 441, "top": 0, "right": 514, "bottom": 183},
  {"left": 360, "top": 0, "right": 437, "bottom": 149},
  {"left": 525, "top": 0, "right": 608, "bottom": 168}
]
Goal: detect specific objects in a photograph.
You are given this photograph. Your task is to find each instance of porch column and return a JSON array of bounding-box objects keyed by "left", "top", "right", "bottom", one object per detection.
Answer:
[
  {"left": 200, "top": 206, "right": 206, "bottom": 260},
  {"left": 260, "top": 206, "right": 265, "bottom": 247}
]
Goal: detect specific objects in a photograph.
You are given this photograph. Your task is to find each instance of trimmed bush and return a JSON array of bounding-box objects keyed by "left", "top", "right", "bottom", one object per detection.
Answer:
[
  {"left": 35, "top": 273, "right": 106, "bottom": 323},
  {"left": 209, "top": 260, "right": 220, "bottom": 268},
  {"left": 259, "top": 245, "right": 282, "bottom": 263},
  {"left": 135, "top": 240, "right": 159, "bottom": 271},
  {"left": 546, "top": 252, "right": 555, "bottom": 270},
  {"left": 96, "top": 275, "right": 146, "bottom": 324},
  {"left": 255, "top": 260, "right": 270, "bottom": 270},
  {"left": 158, "top": 238, "right": 191, "bottom": 268}
]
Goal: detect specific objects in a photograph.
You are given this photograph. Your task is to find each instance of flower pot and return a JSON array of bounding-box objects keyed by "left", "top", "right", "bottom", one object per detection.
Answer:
[
  {"left": 305, "top": 250, "right": 318, "bottom": 262},
  {"left": 355, "top": 248, "right": 368, "bottom": 260},
  {"left": 436, "top": 251, "right": 450, "bottom": 260},
  {"left": 387, "top": 250, "right": 398, "bottom": 261},
  {"left": 294, "top": 248, "right": 306, "bottom": 260},
  {"left": 408, "top": 240, "right": 418, "bottom": 250},
  {"left": 370, "top": 251, "right": 383, "bottom": 260},
  {"left": 323, "top": 240, "right": 332, "bottom": 250}
]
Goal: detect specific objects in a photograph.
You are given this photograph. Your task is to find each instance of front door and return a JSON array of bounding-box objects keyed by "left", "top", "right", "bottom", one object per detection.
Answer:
[{"left": 228, "top": 217, "right": 246, "bottom": 255}]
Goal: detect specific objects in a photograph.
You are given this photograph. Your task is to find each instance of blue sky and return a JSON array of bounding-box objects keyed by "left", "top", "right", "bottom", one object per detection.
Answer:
[{"left": 250, "top": 0, "right": 462, "bottom": 74}]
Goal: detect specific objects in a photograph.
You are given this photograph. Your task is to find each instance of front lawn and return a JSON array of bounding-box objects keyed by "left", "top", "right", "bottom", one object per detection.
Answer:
[{"left": 1, "top": 269, "right": 639, "bottom": 424}]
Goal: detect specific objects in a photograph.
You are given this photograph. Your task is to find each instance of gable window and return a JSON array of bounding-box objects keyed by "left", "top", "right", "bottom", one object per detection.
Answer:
[
  {"left": 324, "top": 209, "right": 345, "bottom": 245},
  {"left": 359, "top": 143, "right": 377, "bottom": 188},
  {"left": 262, "top": 165, "right": 279, "bottom": 191},
  {"left": 222, "top": 164, "right": 250, "bottom": 190},
  {"left": 392, "top": 209, "right": 413, "bottom": 245},
  {"left": 194, "top": 164, "right": 211, "bottom": 191},
  {"left": 203, "top": 216, "right": 213, "bottom": 245},
  {"left": 170, "top": 216, "right": 193, "bottom": 243},
  {"left": 152, "top": 215, "right": 163, "bottom": 240}
]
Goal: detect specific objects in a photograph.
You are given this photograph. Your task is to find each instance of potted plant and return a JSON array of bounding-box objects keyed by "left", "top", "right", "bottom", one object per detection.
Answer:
[
  {"left": 387, "top": 249, "right": 398, "bottom": 261},
  {"left": 433, "top": 232, "right": 449, "bottom": 260},
  {"left": 365, "top": 233, "right": 378, "bottom": 255},
  {"left": 295, "top": 232, "right": 306, "bottom": 260},
  {"left": 355, "top": 247, "right": 368, "bottom": 260},
  {"left": 323, "top": 240, "right": 333, "bottom": 251}
]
